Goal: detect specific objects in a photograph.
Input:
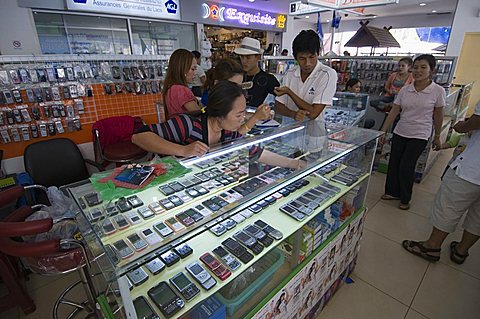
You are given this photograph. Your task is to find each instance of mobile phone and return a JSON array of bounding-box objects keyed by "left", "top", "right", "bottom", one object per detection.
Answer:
[
  {"left": 170, "top": 272, "right": 200, "bottom": 301},
  {"left": 139, "top": 228, "right": 161, "bottom": 246},
  {"left": 168, "top": 195, "right": 184, "bottom": 207},
  {"left": 160, "top": 250, "right": 180, "bottom": 267},
  {"left": 3, "top": 90, "right": 14, "bottom": 104},
  {"left": 165, "top": 217, "right": 186, "bottom": 233},
  {"left": 194, "top": 204, "right": 212, "bottom": 217},
  {"left": 202, "top": 199, "right": 220, "bottom": 212},
  {"left": 175, "top": 212, "right": 195, "bottom": 227},
  {"left": 248, "top": 204, "right": 262, "bottom": 214},
  {"left": 211, "top": 196, "right": 229, "bottom": 208},
  {"left": 239, "top": 209, "right": 254, "bottom": 219},
  {"left": 127, "top": 195, "right": 143, "bottom": 208},
  {"left": 168, "top": 182, "right": 184, "bottom": 192},
  {"left": 279, "top": 204, "right": 306, "bottom": 221},
  {"left": 230, "top": 213, "right": 245, "bottom": 224},
  {"left": 289, "top": 201, "right": 313, "bottom": 215},
  {"left": 84, "top": 192, "right": 102, "bottom": 206},
  {"left": 127, "top": 267, "right": 149, "bottom": 286},
  {"left": 148, "top": 282, "right": 184, "bottom": 318},
  {"left": 186, "top": 262, "right": 217, "bottom": 290},
  {"left": 148, "top": 202, "right": 165, "bottom": 214},
  {"left": 159, "top": 198, "right": 175, "bottom": 210},
  {"left": 145, "top": 257, "right": 165, "bottom": 275},
  {"left": 233, "top": 230, "right": 256, "bottom": 248},
  {"left": 158, "top": 185, "right": 175, "bottom": 196},
  {"left": 112, "top": 239, "right": 134, "bottom": 259},
  {"left": 220, "top": 218, "right": 237, "bottom": 230},
  {"left": 125, "top": 211, "right": 142, "bottom": 225},
  {"left": 113, "top": 215, "right": 130, "bottom": 230},
  {"left": 254, "top": 220, "right": 283, "bottom": 240},
  {"left": 127, "top": 233, "right": 148, "bottom": 251},
  {"left": 176, "top": 191, "right": 192, "bottom": 203},
  {"left": 297, "top": 196, "right": 319, "bottom": 210},
  {"left": 173, "top": 243, "right": 193, "bottom": 259},
  {"left": 222, "top": 238, "right": 253, "bottom": 264},
  {"left": 212, "top": 246, "right": 241, "bottom": 271},
  {"left": 101, "top": 218, "right": 117, "bottom": 235},
  {"left": 116, "top": 197, "right": 132, "bottom": 212},
  {"left": 244, "top": 224, "right": 273, "bottom": 247},
  {"left": 184, "top": 208, "right": 204, "bottom": 222},
  {"left": 89, "top": 209, "right": 103, "bottom": 223},
  {"left": 133, "top": 296, "right": 160, "bottom": 319},
  {"left": 138, "top": 206, "right": 155, "bottom": 219},
  {"left": 209, "top": 223, "right": 226, "bottom": 236},
  {"left": 154, "top": 222, "right": 173, "bottom": 238},
  {"left": 199, "top": 253, "right": 231, "bottom": 281},
  {"left": 12, "top": 90, "right": 22, "bottom": 103}
]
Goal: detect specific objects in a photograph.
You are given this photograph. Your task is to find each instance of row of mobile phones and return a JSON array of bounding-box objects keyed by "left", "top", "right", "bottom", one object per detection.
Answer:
[
  {"left": 103, "top": 80, "right": 161, "bottom": 95},
  {"left": 279, "top": 183, "right": 341, "bottom": 221},
  {"left": 0, "top": 84, "right": 87, "bottom": 106},
  {"left": 192, "top": 150, "right": 242, "bottom": 169}
]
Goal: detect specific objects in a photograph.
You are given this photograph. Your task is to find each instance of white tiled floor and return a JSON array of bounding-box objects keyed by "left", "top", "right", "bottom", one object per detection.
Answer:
[{"left": 2, "top": 150, "right": 479, "bottom": 319}]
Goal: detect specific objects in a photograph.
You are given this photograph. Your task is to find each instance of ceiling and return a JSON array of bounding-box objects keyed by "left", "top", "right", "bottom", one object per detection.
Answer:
[{"left": 228, "top": 0, "right": 458, "bottom": 22}]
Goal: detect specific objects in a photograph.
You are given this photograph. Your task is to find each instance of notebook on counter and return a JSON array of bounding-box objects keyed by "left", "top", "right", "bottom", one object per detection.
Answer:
[{"left": 115, "top": 165, "right": 154, "bottom": 186}]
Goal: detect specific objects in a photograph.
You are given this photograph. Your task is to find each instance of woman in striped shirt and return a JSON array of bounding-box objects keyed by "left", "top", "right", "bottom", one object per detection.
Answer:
[{"left": 132, "top": 81, "right": 305, "bottom": 169}]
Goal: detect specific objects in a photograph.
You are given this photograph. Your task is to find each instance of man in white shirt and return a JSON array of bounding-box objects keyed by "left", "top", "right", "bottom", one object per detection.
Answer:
[
  {"left": 403, "top": 101, "right": 480, "bottom": 264},
  {"left": 191, "top": 50, "right": 206, "bottom": 97},
  {"left": 275, "top": 30, "right": 337, "bottom": 151}
]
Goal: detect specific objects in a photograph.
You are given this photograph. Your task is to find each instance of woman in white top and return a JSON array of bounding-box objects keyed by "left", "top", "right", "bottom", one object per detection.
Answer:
[{"left": 380, "top": 54, "right": 445, "bottom": 210}]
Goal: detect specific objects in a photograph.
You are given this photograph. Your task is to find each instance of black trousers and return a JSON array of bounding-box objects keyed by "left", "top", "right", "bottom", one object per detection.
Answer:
[{"left": 385, "top": 133, "right": 428, "bottom": 204}]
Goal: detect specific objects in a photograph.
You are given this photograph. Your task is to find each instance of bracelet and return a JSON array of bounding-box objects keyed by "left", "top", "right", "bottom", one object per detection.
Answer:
[{"left": 243, "top": 123, "right": 250, "bottom": 131}]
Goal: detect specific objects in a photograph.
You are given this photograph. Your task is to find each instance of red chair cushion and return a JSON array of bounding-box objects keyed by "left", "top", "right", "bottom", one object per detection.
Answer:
[{"left": 103, "top": 141, "right": 146, "bottom": 161}]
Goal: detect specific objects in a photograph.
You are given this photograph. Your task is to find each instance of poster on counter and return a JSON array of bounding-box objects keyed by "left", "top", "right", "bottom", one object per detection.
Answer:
[{"left": 252, "top": 211, "right": 366, "bottom": 319}]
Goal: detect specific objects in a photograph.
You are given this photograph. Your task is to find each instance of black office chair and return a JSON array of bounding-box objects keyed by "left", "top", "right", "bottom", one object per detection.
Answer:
[{"left": 24, "top": 138, "right": 102, "bottom": 188}]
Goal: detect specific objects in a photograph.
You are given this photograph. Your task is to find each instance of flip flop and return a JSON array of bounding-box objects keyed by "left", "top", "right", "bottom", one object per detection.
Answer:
[
  {"left": 381, "top": 194, "right": 400, "bottom": 200},
  {"left": 450, "top": 241, "right": 469, "bottom": 264},
  {"left": 402, "top": 240, "right": 440, "bottom": 262}
]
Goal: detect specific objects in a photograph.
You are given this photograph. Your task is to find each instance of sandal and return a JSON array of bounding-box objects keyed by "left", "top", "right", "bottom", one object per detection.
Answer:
[
  {"left": 399, "top": 203, "right": 410, "bottom": 210},
  {"left": 381, "top": 194, "right": 400, "bottom": 200},
  {"left": 450, "top": 241, "right": 469, "bottom": 264},
  {"left": 402, "top": 240, "right": 441, "bottom": 262}
]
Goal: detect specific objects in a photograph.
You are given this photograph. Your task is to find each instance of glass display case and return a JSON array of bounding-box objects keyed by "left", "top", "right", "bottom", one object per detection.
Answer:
[
  {"left": 68, "top": 122, "right": 381, "bottom": 319},
  {"left": 325, "top": 92, "right": 369, "bottom": 127}
]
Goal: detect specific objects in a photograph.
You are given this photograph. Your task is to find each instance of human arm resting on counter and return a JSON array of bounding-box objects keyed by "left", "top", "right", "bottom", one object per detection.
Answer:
[
  {"left": 131, "top": 131, "right": 208, "bottom": 158},
  {"left": 274, "top": 86, "right": 326, "bottom": 120},
  {"left": 258, "top": 149, "right": 306, "bottom": 170}
]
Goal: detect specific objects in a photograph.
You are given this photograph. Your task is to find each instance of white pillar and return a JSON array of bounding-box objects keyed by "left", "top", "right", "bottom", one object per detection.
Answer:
[{"left": 446, "top": 0, "right": 480, "bottom": 57}]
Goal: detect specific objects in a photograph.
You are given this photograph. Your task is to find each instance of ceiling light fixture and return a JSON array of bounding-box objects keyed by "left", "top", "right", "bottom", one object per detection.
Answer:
[
  {"left": 372, "top": 15, "right": 377, "bottom": 18},
  {"left": 249, "top": 0, "right": 255, "bottom": 2},
  {"left": 419, "top": 3, "right": 426, "bottom": 6},
  {"left": 432, "top": 10, "right": 437, "bottom": 13},
  {"left": 305, "top": 15, "right": 310, "bottom": 18},
  {"left": 327, "top": 19, "right": 330, "bottom": 22}
]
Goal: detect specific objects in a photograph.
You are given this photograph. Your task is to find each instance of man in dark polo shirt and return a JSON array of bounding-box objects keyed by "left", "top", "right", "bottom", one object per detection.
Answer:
[{"left": 234, "top": 37, "right": 280, "bottom": 108}]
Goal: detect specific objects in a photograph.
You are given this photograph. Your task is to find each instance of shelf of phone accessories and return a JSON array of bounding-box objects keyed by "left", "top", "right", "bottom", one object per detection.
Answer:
[{"left": 123, "top": 168, "right": 369, "bottom": 318}]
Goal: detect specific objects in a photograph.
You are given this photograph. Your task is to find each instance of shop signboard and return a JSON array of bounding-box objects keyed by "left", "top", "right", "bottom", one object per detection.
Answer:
[
  {"left": 65, "top": 0, "right": 181, "bottom": 20},
  {"left": 182, "top": 1, "right": 287, "bottom": 32},
  {"left": 304, "top": 0, "right": 398, "bottom": 10}
]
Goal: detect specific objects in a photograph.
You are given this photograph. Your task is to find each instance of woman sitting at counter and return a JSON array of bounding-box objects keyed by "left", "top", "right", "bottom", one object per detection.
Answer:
[{"left": 132, "top": 81, "right": 306, "bottom": 170}]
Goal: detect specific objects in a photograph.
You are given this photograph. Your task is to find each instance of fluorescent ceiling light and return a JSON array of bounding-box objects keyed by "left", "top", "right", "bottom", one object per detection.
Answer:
[
  {"left": 305, "top": 15, "right": 310, "bottom": 18},
  {"left": 249, "top": 0, "right": 255, "bottom": 2},
  {"left": 431, "top": 10, "right": 437, "bottom": 13},
  {"left": 419, "top": 3, "right": 426, "bottom": 6}
]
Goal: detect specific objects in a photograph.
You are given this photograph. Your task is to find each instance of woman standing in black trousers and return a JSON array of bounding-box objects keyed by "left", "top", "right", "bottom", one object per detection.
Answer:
[{"left": 380, "top": 55, "right": 445, "bottom": 210}]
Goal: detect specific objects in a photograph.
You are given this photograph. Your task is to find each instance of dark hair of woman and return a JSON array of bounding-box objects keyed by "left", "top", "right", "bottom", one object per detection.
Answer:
[
  {"left": 292, "top": 29, "right": 320, "bottom": 58},
  {"left": 194, "top": 80, "right": 245, "bottom": 118},
  {"left": 191, "top": 50, "right": 201, "bottom": 59},
  {"left": 399, "top": 57, "right": 413, "bottom": 66},
  {"left": 414, "top": 54, "right": 436, "bottom": 72},
  {"left": 162, "top": 49, "right": 195, "bottom": 98},
  {"left": 345, "top": 78, "right": 361, "bottom": 92},
  {"left": 203, "top": 58, "right": 244, "bottom": 92}
]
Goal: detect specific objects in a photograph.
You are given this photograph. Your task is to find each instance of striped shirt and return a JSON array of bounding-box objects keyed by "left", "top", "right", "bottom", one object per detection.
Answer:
[{"left": 136, "top": 114, "right": 241, "bottom": 145}]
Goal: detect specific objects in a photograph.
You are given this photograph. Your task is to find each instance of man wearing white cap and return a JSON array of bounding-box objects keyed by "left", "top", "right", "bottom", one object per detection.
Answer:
[{"left": 234, "top": 37, "right": 280, "bottom": 108}]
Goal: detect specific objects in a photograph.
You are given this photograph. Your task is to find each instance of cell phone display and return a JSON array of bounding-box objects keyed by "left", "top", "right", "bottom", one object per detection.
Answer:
[
  {"left": 148, "top": 282, "right": 184, "bottom": 318},
  {"left": 133, "top": 296, "right": 159, "bottom": 319},
  {"left": 112, "top": 239, "right": 134, "bottom": 259},
  {"left": 127, "top": 267, "right": 149, "bottom": 286},
  {"left": 175, "top": 212, "right": 195, "bottom": 227},
  {"left": 158, "top": 185, "right": 175, "bottom": 196},
  {"left": 168, "top": 195, "right": 184, "bottom": 207},
  {"left": 116, "top": 197, "right": 132, "bottom": 212},
  {"left": 186, "top": 262, "right": 217, "bottom": 290},
  {"left": 165, "top": 217, "right": 186, "bottom": 233},
  {"left": 145, "top": 257, "right": 165, "bottom": 275},
  {"left": 101, "top": 218, "right": 117, "bottom": 235},
  {"left": 125, "top": 211, "right": 142, "bottom": 225},
  {"left": 154, "top": 222, "right": 173, "bottom": 238},
  {"left": 160, "top": 198, "right": 175, "bottom": 210},
  {"left": 127, "top": 233, "right": 148, "bottom": 251},
  {"left": 127, "top": 195, "right": 143, "bottom": 208},
  {"left": 113, "top": 215, "right": 129, "bottom": 230},
  {"left": 169, "top": 272, "right": 200, "bottom": 301},
  {"left": 138, "top": 207, "right": 155, "bottom": 219},
  {"left": 141, "top": 228, "right": 162, "bottom": 246},
  {"left": 84, "top": 192, "right": 102, "bottom": 206},
  {"left": 148, "top": 202, "right": 165, "bottom": 214},
  {"left": 212, "top": 246, "right": 241, "bottom": 271}
]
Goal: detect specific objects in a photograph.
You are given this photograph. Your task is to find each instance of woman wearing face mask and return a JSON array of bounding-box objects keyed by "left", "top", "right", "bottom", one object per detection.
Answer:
[
  {"left": 380, "top": 54, "right": 445, "bottom": 210},
  {"left": 201, "top": 58, "right": 272, "bottom": 134},
  {"left": 132, "top": 81, "right": 305, "bottom": 169},
  {"left": 162, "top": 49, "right": 201, "bottom": 119}
]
